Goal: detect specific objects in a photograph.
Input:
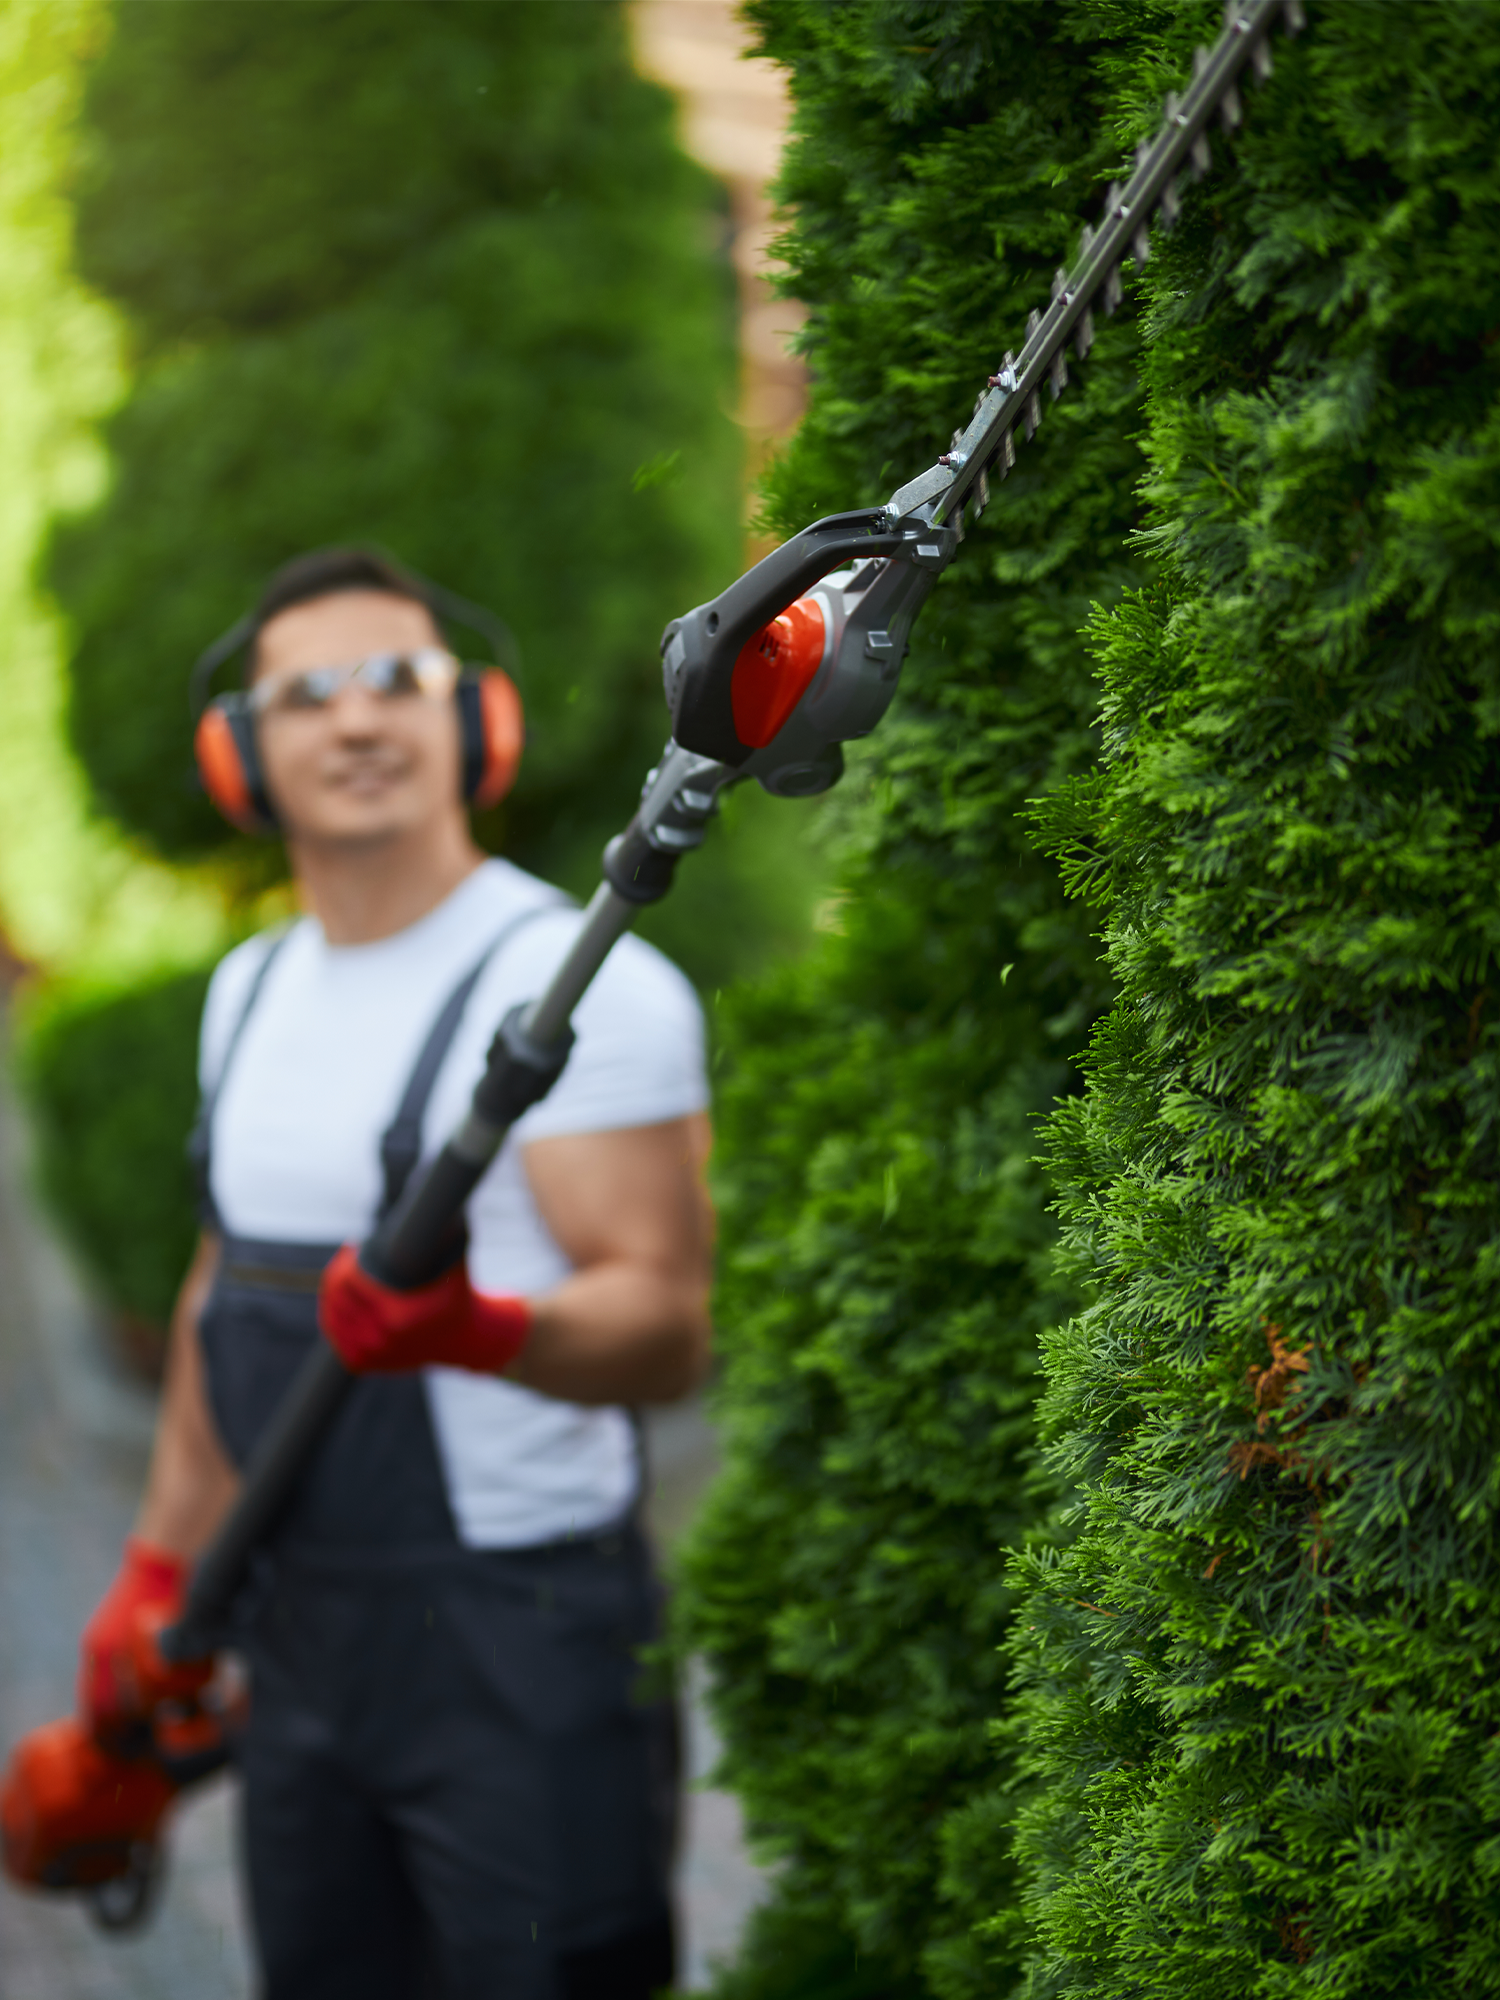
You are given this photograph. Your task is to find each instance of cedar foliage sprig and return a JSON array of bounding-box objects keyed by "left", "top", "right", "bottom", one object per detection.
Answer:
[{"left": 1009, "top": 4, "right": 1500, "bottom": 1991}]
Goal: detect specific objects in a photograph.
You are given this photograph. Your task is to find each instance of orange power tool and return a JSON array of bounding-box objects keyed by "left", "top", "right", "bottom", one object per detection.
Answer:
[{"left": 1, "top": 1609, "right": 239, "bottom": 1930}]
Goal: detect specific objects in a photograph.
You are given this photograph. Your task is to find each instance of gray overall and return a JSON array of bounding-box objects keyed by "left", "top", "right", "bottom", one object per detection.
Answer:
[{"left": 193, "top": 924, "right": 678, "bottom": 2000}]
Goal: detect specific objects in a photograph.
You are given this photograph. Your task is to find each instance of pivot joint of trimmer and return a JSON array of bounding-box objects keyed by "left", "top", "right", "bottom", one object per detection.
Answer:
[{"left": 602, "top": 742, "right": 737, "bottom": 906}]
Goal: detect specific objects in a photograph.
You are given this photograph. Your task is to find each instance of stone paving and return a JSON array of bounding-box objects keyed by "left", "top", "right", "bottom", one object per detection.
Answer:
[{"left": 0, "top": 1049, "right": 766, "bottom": 1994}]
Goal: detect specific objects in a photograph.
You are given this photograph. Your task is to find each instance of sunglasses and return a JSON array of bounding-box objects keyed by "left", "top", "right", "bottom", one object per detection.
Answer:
[{"left": 248, "top": 647, "right": 460, "bottom": 718}]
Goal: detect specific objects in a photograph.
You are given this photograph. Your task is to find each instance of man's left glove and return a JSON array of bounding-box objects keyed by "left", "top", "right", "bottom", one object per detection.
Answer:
[
  {"left": 319, "top": 1246, "right": 532, "bottom": 1376},
  {"left": 79, "top": 1540, "right": 206, "bottom": 1734}
]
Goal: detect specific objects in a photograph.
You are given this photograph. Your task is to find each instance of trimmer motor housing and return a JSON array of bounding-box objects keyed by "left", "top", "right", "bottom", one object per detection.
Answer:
[{"left": 660, "top": 508, "right": 959, "bottom": 795}]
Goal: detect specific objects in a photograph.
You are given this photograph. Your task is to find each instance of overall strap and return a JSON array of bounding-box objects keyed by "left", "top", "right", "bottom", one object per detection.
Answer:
[
  {"left": 188, "top": 927, "right": 294, "bottom": 1216},
  {"left": 376, "top": 900, "right": 569, "bottom": 1219}
]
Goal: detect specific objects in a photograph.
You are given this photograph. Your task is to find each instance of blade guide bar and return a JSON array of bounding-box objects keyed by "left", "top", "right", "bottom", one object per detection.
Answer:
[{"left": 886, "top": 0, "right": 1300, "bottom": 524}]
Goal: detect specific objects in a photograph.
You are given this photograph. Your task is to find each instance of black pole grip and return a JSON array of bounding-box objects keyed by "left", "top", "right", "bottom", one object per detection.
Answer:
[
  {"left": 362, "top": 1144, "right": 483, "bottom": 1289},
  {"left": 362, "top": 1006, "right": 574, "bottom": 1289},
  {"left": 159, "top": 1341, "right": 351, "bottom": 1662}
]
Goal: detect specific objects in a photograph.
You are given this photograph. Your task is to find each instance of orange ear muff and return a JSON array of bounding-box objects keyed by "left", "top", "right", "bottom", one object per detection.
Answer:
[
  {"left": 194, "top": 699, "right": 278, "bottom": 835},
  {"left": 457, "top": 670, "right": 524, "bottom": 810}
]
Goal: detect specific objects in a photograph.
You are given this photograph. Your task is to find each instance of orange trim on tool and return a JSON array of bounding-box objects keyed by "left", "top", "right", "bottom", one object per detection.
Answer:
[
  {"left": 1, "top": 1717, "right": 173, "bottom": 1890},
  {"left": 730, "top": 595, "right": 827, "bottom": 748}
]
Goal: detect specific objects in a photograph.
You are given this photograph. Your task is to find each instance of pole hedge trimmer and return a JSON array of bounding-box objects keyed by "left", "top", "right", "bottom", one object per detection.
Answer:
[{"left": 1, "top": 0, "right": 1302, "bottom": 1931}]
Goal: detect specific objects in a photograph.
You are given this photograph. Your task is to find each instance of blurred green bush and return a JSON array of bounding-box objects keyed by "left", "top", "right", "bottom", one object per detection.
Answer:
[
  {"left": 19, "top": 967, "right": 210, "bottom": 1362},
  {"left": 50, "top": 0, "right": 746, "bottom": 896},
  {"left": 24, "top": 0, "right": 820, "bottom": 1357}
]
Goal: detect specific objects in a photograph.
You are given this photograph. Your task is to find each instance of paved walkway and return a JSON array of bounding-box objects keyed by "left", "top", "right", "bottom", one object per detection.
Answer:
[{"left": 0, "top": 1044, "right": 765, "bottom": 1994}]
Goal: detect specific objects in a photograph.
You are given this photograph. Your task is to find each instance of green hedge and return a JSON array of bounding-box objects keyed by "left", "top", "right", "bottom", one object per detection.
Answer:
[
  {"left": 673, "top": 5, "right": 1157, "bottom": 1993},
  {"left": 1009, "top": 4, "right": 1500, "bottom": 1991},
  {"left": 18, "top": 968, "right": 210, "bottom": 1351}
]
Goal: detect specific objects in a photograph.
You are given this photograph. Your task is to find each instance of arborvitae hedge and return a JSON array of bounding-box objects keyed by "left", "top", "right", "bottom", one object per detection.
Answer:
[
  {"left": 50, "top": 0, "right": 743, "bottom": 911},
  {"left": 675, "top": 6, "right": 1156, "bottom": 1993},
  {"left": 1010, "top": 3, "right": 1500, "bottom": 1991}
]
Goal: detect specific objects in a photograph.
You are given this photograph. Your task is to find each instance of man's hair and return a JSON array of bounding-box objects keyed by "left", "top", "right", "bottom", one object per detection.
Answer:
[{"left": 248, "top": 547, "right": 439, "bottom": 669}]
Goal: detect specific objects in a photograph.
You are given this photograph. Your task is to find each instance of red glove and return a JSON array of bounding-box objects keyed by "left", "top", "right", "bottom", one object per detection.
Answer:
[
  {"left": 319, "top": 1245, "right": 532, "bottom": 1376},
  {"left": 78, "top": 1539, "right": 200, "bottom": 1731}
]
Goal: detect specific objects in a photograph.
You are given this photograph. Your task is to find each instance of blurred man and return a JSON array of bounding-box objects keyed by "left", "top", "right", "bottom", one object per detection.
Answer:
[{"left": 79, "top": 548, "right": 713, "bottom": 1999}]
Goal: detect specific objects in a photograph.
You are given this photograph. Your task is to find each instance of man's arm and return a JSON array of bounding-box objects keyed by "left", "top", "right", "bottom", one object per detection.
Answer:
[
  {"left": 134, "top": 1232, "right": 240, "bottom": 1558},
  {"left": 512, "top": 1111, "right": 714, "bottom": 1406}
]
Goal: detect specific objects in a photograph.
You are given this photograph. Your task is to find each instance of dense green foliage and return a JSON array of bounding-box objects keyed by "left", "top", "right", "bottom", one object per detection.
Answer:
[
  {"left": 19, "top": 968, "right": 210, "bottom": 1345},
  {"left": 674, "top": 5, "right": 1162, "bottom": 1993},
  {"left": 48, "top": 0, "right": 807, "bottom": 977},
  {"left": 25, "top": 0, "right": 820, "bottom": 1348},
  {"left": 1009, "top": 4, "right": 1500, "bottom": 1991}
]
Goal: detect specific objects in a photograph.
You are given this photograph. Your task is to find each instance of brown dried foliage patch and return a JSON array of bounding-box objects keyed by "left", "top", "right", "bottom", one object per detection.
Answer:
[
  {"left": 1226, "top": 1323, "right": 1314, "bottom": 1481},
  {"left": 1276, "top": 1909, "right": 1314, "bottom": 1965}
]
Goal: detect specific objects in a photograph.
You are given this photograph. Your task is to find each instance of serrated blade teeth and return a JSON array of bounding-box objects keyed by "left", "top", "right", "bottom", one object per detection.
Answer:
[{"left": 941, "top": 0, "right": 1295, "bottom": 512}]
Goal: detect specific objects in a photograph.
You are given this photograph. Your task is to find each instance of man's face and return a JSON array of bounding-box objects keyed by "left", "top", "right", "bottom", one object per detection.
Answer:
[{"left": 252, "top": 589, "right": 465, "bottom": 847}]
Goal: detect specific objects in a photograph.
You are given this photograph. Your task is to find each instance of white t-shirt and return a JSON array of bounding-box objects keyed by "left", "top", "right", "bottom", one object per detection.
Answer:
[{"left": 200, "top": 858, "right": 708, "bottom": 1549}]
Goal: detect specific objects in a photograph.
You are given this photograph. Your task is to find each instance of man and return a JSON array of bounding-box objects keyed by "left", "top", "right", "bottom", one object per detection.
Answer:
[{"left": 77, "top": 548, "right": 714, "bottom": 1998}]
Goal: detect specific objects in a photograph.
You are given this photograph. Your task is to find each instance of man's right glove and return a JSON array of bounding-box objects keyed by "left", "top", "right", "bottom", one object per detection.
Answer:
[
  {"left": 319, "top": 1245, "right": 532, "bottom": 1376},
  {"left": 78, "top": 1538, "right": 205, "bottom": 1734}
]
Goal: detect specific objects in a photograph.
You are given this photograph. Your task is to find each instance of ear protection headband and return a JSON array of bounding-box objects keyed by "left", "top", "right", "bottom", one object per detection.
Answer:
[{"left": 189, "top": 572, "right": 524, "bottom": 836}]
